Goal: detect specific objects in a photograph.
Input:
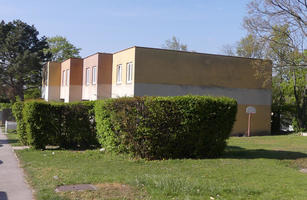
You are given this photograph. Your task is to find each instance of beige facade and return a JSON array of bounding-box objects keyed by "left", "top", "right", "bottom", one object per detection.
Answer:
[
  {"left": 112, "top": 47, "right": 135, "bottom": 98},
  {"left": 43, "top": 46, "right": 272, "bottom": 135},
  {"left": 60, "top": 58, "right": 83, "bottom": 103},
  {"left": 82, "top": 53, "right": 112, "bottom": 100},
  {"left": 112, "top": 46, "right": 272, "bottom": 135},
  {"left": 42, "top": 62, "right": 61, "bottom": 102}
]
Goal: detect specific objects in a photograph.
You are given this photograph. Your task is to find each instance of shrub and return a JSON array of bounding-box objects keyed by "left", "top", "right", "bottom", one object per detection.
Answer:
[
  {"left": 95, "top": 95, "right": 237, "bottom": 160},
  {"left": 12, "top": 101, "right": 27, "bottom": 145},
  {"left": 21, "top": 100, "right": 98, "bottom": 149},
  {"left": 0, "top": 103, "right": 11, "bottom": 111}
]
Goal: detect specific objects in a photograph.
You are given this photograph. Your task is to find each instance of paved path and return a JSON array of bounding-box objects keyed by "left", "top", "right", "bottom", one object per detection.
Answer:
[{"left": 0, "top": 129, "right": 33, "bottom": 200}]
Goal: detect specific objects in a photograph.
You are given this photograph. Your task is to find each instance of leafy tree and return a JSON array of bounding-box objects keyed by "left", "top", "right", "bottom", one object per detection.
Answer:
[
  {"left": 244, "top": 0, "right": 306, "bottom": 38},
  {"left": 45, "top": 36, "right": 81, "bottom": 62},
  {"left": 223, "top": 0, "right": 307, "bottom": 131},
  {"left": 163, "top": 36, "right": 188, "bottom": 51},
  {"left": 236, "top": 34, "right": 266, "bottom": 59},
  {"left": 221, "top": 44, "right": 236, "bottom": 56},
  {"left": 222, "top": 34, "right": 266, "bottom": 59},
  {"left": 244, "top": 0, "right": 307, "bottom": 131},
  {"left": 0, "top": 20, "right": 51, "bottom": 101}
]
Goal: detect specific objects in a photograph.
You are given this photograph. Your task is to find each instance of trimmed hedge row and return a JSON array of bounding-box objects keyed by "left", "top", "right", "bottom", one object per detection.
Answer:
[
  {"left": 95, "top": 95, "right": 237, "bottom": 160},
  {"left": 13, "top": 101, "right": 98, "bottom": 149},
  {"left": 12, "top": 101, "right": 27, "bottom": 144},
  {"left": 0, "top": 103, "right": 11, "bottom": 111}
]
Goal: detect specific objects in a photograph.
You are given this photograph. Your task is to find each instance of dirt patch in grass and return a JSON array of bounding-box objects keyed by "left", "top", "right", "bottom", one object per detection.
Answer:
[
  {"left": 61, "top": 183, "right": 146, "bottom": 200},
  {"left": 292, "top": 158, "right": 307, "bottom": 169}
]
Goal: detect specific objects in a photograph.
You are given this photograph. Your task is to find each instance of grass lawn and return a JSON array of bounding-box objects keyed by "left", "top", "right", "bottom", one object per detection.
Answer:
[{"left": 15, "top": 135, "right": 307, "bottom": 200}]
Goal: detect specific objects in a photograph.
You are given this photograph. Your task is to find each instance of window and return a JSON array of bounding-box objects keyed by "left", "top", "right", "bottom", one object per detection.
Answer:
[
  {"left": 116, "top": 64, "right": 122, "bottom": 84},
  {"left": 62, "top": 70, "right": 66, "bottom": 86},
  {"left": 92, "top": 66, "right": 97, "bottom": 85},
  {"left": 66, "top": 69, "right": 70, "bottom": 86},
  {"left": 86, "top": 68, "right": 90, "bottom": 85},
  {"left": 126, "top": 62, "right": 133, "bottom": 83}
]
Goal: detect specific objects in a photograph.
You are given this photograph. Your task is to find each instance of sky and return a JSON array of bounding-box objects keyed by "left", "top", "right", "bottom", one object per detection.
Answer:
[{"left": 1, "top": 0, "right": 250, "bottom": 57}]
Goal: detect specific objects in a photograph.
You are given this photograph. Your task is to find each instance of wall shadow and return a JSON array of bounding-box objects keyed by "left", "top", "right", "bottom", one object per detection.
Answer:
[
  {"left": 0, "top": 191, "right": 8, "bottom": 200},
  {"left": 223, "top": 146, "right": 307, "bottom": 160}
]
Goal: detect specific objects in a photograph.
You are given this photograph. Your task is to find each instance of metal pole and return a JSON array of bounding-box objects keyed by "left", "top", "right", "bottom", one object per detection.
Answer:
[{"left": 247, "top": 114, "right": 251, "bottom": 137}]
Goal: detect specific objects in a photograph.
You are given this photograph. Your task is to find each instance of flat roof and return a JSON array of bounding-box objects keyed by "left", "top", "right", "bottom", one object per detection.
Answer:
[
  {"left": 61, "top": 57, "right": 83, "bottom": 64},
  {"left": 83, "top": 52, "right": 112, "bottom": 59},
  {"left": 114, "top": 46, "right": 271, "bottom": 62},
  {"left": 60, "top": 46, "right": 271, "bottom": 63}
]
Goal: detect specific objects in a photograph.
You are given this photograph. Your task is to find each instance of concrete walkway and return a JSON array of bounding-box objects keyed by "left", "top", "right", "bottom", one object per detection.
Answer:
[{"left": 0, "top": 128, "right": 33, "bottom": 200}]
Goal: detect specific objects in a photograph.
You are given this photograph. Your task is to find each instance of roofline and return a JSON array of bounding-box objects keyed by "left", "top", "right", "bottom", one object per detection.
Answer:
[
  {"left": 46, "top": 61, "right": 61, "bottom": 65},
  {"left": 132, "top": 46, "right": 271, "bottom": 62},
  {"left": 113, "top": 46, "right": 136, "bottom": 54},
  {"left": 61, "top": 57, "right": 83, "bottom": 63},
  {"left": 83, "top": 52, "right": 112, "bottom": 59}
]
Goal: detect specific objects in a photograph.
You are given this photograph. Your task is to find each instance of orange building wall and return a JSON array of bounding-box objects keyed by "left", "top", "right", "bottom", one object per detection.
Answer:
[{"left": 60, "top": 58, "right": 83, "bottom": 102}]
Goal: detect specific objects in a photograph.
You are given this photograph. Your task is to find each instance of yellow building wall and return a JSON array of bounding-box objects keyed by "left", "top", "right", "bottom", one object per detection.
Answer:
[
  {"left": 111, "top": 47, "right": 135, "bottom": 98},
  {"left": 133, "top": 47, "right": 272, "bottom": 135},
  {"left": 110, "top": 46, "right": 272, "bottom": 135},
  {"left": 134, "top": 47, "right": 271, "bottom": 89}
]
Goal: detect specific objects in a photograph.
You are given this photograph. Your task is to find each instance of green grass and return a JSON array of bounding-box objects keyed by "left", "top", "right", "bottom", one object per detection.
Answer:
[
  {"left": 5, "top": 130, "right": 22, "bottom": 146},
  {"left": 16, "top": 135, "right": 307, "bottom": 200}
]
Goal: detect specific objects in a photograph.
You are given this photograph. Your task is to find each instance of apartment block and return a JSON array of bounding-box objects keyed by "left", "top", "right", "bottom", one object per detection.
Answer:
[
  {"left": 60, "top": 58, "right": 83, "bottom": 103},
  {"left": 82, "top": 53, "right": 112, "bottom": 100},
  {"left": 41, "top": 62, "right": 61, "bottom": 102},
  {"left": 42, "top": 46, "right": 272, "bottom": 135},
  {"left": 112, "top": 46, "right": 272, "bottom": 135}
]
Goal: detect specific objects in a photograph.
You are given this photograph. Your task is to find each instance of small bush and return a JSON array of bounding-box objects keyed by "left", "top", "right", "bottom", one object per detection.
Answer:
[
  {"left": 12, "top": 101, "right": 27, "bottom": 145},
  {"left": 95, "top": 95, "right": 237, "bottom": 160},
  {"left": 21, "top": 101, "right": 98, "bottom": 149},
  {"left": 0, "top": 103, "right": 11, "bottom": 111}
]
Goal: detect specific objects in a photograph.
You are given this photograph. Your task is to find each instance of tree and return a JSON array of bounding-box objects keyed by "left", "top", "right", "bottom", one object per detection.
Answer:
[
  {"left": 163, "top": 36, "right": 188, "bottom": 51},
  {"left": 222, "top": 34, "right": 266, "bottom": 59},
  {"left": 243, "top": 0, "right": 306, "bottom": 131},
  {"left": 244, "top": 0, "right": 306, "bottom": 38},
  {"left": 230, "top": 0, "right": 307, "bottom": 131},
  {"left": 0, "top": 20, "right": 51, "bottom": 101},
  {"left": 45, "top": 36, "right": 81, "bottom": 62},
  {"left": 236, "top": 34, "right": 266, "bottom": 59},
  {"left": 221, "top": 44, "right": 236, "bottom": 56}
]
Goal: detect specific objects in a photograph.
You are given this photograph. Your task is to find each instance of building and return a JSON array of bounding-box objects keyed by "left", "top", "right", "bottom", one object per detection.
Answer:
[
  {"left": 60, "top": 58, "right": 83, "bottom": 103},
  {"left": 82, "top": 53, "right": 113, "bottom": 100},
  {"left": 112, "top": 46, "right": 272, "bottom": 135},
  {"left": 42, "top": 61, "right": 61, "bottom": 102},
  {"left": 42, "top": 46, "right": 272, "bottom": 135}
]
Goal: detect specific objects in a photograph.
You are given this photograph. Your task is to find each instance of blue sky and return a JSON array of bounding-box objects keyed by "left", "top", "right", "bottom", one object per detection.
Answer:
[{"left": 1, "top": 0, "right": 249, "bottom": 57}]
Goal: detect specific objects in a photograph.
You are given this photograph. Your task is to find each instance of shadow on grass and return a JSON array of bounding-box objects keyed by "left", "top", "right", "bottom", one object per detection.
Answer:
[
  {"left": 0, "top": 138, "right": 19, "bottom": 145},
  {"left": 223, "top": 146, "right": 307, "bottom": 160}
]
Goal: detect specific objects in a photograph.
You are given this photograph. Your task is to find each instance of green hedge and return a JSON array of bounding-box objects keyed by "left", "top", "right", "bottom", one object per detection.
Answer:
[
  {"left": 14, "top": 101, "right": 98, "bottom": 149},
  {"left": 0, "top": 103, "right": 11, "bottom": 111},
  {"left": 95, "top": 95, "right": 237, "bottom": 160},
  {"left": 12, "top": 101, "right": 27, "bottom": 144}
]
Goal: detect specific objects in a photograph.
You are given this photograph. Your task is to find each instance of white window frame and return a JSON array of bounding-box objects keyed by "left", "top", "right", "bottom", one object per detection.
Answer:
[
  {"left": 116, "top": 64, "right": 122, "bottom": 84},
  {"left": 92, "top": 66, "right": 97, "bottom": 85},
  {"left": 86, "top": 68, "right": 90, "bottom": 85},
  {"left": 66, "top": 69, "right": 70, "bottom": 86},
  {"left": 126, "top": 62, "right": 133, "bottom": 83},
  {"left": 62, "top": 70, "right": 66, "bottom": 86}
]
